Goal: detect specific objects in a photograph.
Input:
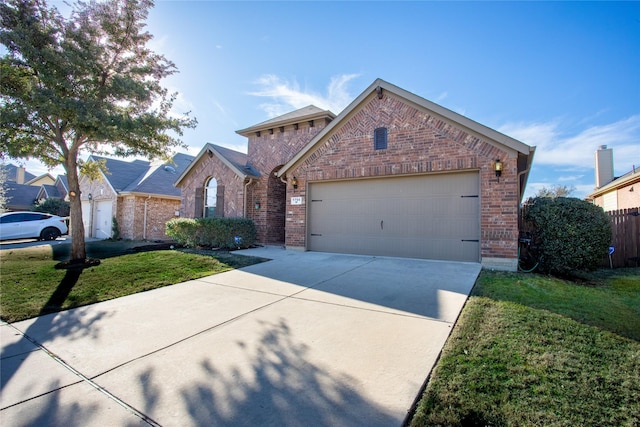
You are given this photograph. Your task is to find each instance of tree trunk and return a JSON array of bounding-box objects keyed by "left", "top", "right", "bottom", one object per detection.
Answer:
[{"left": 64, "top": 153, "right": 87, "bottom": 261}]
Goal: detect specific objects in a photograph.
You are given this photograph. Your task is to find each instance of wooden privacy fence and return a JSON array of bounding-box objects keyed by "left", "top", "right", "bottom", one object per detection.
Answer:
[{"left": 606, "top": 207, "right": 640, "bottom": 268}]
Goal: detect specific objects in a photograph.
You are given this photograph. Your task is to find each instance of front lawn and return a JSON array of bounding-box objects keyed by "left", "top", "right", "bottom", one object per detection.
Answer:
[
  {"left": 409, "top": 268, "right": 640, "bottom": 427},
  {"left": 0, "top": 241, "right": 267, "bottom": 323}
]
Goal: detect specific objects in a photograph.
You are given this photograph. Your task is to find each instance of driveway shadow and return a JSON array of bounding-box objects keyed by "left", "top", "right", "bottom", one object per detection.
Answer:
[
  {"left": 127, "top": 318, "right": 398, "bottom": 426},
  {"left": 1, "top": 265, "right": 109, "bottom": 405}
]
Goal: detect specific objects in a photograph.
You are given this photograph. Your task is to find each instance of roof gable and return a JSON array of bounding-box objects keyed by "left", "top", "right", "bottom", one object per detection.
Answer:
[
  {"left": 26, "top": 173, "right": 55, "bottom": 186},
  {"left": 174, "top": 143, "right": 260, "bottom": 187},
  {"left": 37, "top": 184, "right": 61, "bottom": 199},
  {"left": 278, "top": 79, "right": 535, "bottom": 177}
]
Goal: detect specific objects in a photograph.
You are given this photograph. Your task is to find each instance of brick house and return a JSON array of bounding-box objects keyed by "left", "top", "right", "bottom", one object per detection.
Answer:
[
  {"left": 79, "top": 153, "right": 194, "bottom": 240},
  {"left": 176, "top": 79, "right": 535, "bottom": 270}
]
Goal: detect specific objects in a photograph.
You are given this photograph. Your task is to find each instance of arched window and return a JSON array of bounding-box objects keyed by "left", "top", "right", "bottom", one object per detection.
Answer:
[{"left": 204, "top": 177, "right": 217, "bottom": 218}]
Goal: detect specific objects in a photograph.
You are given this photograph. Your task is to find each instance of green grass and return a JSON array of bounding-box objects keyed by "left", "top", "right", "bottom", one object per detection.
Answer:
[
  {"left": 410, "top": 268, "right": 640, "bottom": 427},
  {"left": 0, "top": 241, "right": 267, "bottom": 323}
]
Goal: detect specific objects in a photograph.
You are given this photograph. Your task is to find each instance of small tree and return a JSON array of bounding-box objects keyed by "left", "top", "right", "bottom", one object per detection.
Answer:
[
  {"left": 0, "top": 163, "right": 9, "bottom": 213},
  {"left": 523, "top": 197, "right": 611, "bottom": 275},
  {"left": 0, "top": 0, "right": 196, "bottom": 263},
  {"left": 32, "top": 197, "right": 70, "bottom": 216},
  {"left": 534, "top": 184, "right": 576, "bottom": 199}
]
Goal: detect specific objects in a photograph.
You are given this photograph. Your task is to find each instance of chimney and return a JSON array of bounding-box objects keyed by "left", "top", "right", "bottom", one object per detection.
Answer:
[
  {"left": 595, "top": 145, "right": 614, "bottom": 188},
  {"left": 16, "top": 166, "right": 25, "bottom": 184}
]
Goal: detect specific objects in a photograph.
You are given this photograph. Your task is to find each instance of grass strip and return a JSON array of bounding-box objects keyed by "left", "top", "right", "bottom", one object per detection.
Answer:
[
  {"left": 410, "top": 268, "right": 640, "bottom": 427},
  {"left": 1, "top": 243, "right": 266, "bottom": 323}
]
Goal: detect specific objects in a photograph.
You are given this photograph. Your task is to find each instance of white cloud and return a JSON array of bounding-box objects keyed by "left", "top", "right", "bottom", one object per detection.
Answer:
[
  {"left": 557, "top": 174, "right": 584, "bottom": 182},
  {"left": 435, "top": 92, "right": 448, "bottom": 102},
  {"left": 248, "top": 74, "right": 361, "bottom": 117},
  {"left": 499, "top": 115, "right": 640, "bottom": 176}
]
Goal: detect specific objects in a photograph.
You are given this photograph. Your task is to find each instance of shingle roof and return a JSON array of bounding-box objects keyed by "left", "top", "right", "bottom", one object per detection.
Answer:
[
  {"left": 125, "top": 153, "right": 194, "bottom": 197},
  {"left": 2, "top": 163, "right": 36, "bottom": 183},
  {"left": 174, "top": 143, "right": 260, "bottom": 187},
  {"left": 210, "top": 144, "right": 261, "bottom": 178},
  {"left": 56, "top": 175, "right": 68, "bottom": 190},
  {"left": 5, "top": 183, "right": 39, "bottom": 210},
  {"left": 39, "top": 184, "right": 61, "bottom": 198},
  {"left": 88, "top": 153, "right": 195, "bottom": 197}
]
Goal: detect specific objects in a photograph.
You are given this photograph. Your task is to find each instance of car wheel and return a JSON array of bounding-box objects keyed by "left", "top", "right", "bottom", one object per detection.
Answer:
[{"left": 40, "top": 227, "right": 61, "bottom": 241}]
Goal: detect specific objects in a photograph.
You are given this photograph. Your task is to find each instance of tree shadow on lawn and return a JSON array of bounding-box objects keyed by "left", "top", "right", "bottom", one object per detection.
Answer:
[{"left": 50, "top": 240, "right": 170, "bottom": 262}]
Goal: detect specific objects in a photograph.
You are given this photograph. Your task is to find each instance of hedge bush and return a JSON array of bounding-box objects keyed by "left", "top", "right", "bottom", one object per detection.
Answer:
[
  {"left": 166, "top": 217, "right": 257, "bottom": 249},
  {"left": 32, "top": 198, "right": 70, "bottom": 217},
  {"left": 523, "top": 197, "right": 611, "bottom": 275}
]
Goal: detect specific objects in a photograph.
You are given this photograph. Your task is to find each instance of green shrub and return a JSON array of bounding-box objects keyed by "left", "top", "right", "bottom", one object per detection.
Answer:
[
  {"left": 166, "top": 217, "right": 257, "bottom": 249},
  {"left": 523, "top": 197, "right": 611, "bottom": 275},
  {"left": 111, "top": 216, "right": 120, "bottom": 240},
  {"left": 32, "top": 198, "right": 70, "bottom": 217}
]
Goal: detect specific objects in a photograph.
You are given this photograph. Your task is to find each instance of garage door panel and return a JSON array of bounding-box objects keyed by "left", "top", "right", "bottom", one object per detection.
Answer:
[{"left": 308, "top": 172, "right": 480, "bottom": 262}]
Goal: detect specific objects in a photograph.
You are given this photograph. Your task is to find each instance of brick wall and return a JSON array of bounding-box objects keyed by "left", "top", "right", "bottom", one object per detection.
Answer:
[
  {"left": 246, "top": 120, "right": 329, "bottom": 243},
  {"left": 285, "top": 93, "right": 520, "bottom": 261},
  {"left": 179, "top": 153, "right": 246, "bottom": 219},
  {"left": 120, "top": 195, "right": 180, "bottom": 240}
]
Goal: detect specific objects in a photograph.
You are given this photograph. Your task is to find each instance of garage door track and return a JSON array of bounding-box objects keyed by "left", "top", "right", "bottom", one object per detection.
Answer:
[{"left": 1, "top": 247, "right": 481, "bottom": 426}]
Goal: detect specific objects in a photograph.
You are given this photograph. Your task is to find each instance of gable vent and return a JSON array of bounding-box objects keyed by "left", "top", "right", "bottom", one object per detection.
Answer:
[{"left": 374, "top": 127, "right": 388, "bottom": 150}]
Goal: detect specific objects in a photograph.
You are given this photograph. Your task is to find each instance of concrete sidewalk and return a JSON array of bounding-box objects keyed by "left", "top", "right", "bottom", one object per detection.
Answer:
[{"left": 1, "top": 248, "right": 481, "bottom": 426}]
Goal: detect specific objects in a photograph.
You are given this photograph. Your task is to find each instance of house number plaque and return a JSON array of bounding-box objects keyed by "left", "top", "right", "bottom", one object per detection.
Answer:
[{"left": 291, "top": 197, "right": 304, "bottom": 205}]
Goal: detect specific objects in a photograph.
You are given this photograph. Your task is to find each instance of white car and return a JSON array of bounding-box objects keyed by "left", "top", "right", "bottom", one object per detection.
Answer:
[{"left": 0, "top": 211, "right": 68, "bottom": 241}]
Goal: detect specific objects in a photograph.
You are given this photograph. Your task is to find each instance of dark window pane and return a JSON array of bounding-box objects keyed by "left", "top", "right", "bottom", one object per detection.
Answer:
[{"left": 374, "top": 127, "right": 388, "bottom": 150}]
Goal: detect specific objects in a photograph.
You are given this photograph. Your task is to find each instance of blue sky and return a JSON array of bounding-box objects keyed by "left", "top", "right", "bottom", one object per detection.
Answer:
[{"left": 20, "top": 1, "right": 640, "bottom": 200}]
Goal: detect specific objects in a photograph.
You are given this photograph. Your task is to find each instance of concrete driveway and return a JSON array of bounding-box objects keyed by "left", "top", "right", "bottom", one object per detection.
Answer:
[{"left": 1, "top": 247, "right": 481, "bottom": 426}]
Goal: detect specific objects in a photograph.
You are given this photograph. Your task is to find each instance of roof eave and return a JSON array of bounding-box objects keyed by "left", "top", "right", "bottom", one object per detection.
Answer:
[
  {"left": 236, "top": 110, "right": 336, "bottom": 137},
  {"left": 174, "top": 143, "right": 258, "bottom": 188},
  {"left": 586, "top": 170, "right": 640, "bottom": 199},
  {"left": 118, "top": 191, "right": 181, "bottom": 200}
]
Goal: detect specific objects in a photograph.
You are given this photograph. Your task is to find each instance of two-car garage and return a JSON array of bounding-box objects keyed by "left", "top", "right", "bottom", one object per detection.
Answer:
[{"left": 307, "top": 171, "right": 480, "bottom": 262}]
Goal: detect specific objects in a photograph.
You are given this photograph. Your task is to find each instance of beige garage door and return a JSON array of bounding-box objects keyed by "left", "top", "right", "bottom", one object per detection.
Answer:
[{"left": 308, "top": 172, "right": 480, "bottom": 262}]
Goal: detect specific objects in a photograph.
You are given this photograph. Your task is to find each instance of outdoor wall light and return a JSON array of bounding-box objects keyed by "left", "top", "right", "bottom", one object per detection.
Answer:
[
  {"left": 69, "top": 191, "right": 77, "bottom": 197},
  {"left": 88, "top": 193, "right": 92, "bottom": 201},
  {"left": 255, "top": 201, "right": 261, "bottom": 210},
  {"left": 291, "top": 177, "right": 299, "bottom": 189},
  {"left": 494, "top": 159, "right": 503, "bottom": 180}
]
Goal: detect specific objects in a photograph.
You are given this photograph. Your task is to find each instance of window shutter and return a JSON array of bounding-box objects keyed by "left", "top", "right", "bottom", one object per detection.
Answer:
[
  {"left": 374, "top": 127, "right": 388, "bottom": 150},
  {"left": 216, "top": 185, "right": 225, "bottom": 217},
  {"left": 194, "top": 187, "right": 204, "bottom": 218}
]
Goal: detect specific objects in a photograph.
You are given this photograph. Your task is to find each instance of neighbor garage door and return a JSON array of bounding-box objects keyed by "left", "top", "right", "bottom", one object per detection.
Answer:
[{"left": 308, "top": 172, "right": 480, "bottom": 262}]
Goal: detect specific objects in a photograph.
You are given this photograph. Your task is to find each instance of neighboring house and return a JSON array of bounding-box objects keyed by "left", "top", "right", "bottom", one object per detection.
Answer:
[
  {"left": 176, "top": 79, "right": 536, "bottom": 271},
  {"left": 586, "top": 145, "right": 640, "bottom": 211},
  {"left": 36, "top": 175, "right": 70, "bottom": 202},
  {"left": 26, "top": 173, "right": 55, "bottom": 187},
  {"left": 2, "top": 164, "right": 43, "bottom": 211},
  {"left": 2, "top": 163, "right": 69, "bottom": 211},
  {"left": 79, "top": 153, "right": 194, "bottom": 240}
]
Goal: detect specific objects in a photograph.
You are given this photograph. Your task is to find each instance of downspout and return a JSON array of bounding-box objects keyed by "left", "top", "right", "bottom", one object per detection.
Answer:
[
  {"left": 143, "top": 194, "right": 151, "bottom": 240},
  {"left": 243, "top": 178, "right": 254, "bottom": 218}
]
